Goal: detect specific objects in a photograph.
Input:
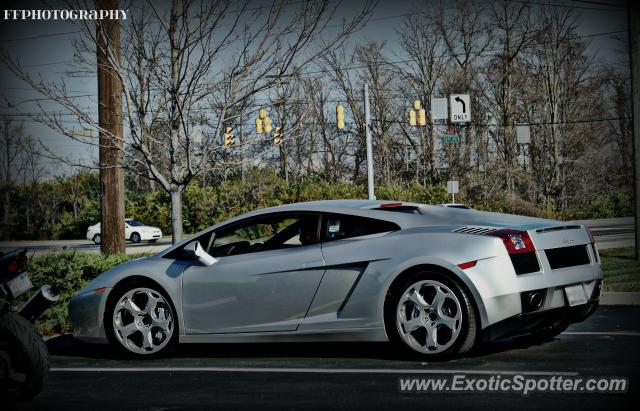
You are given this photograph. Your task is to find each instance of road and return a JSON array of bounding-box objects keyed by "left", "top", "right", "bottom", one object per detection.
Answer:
[
  {"left": 9, "top": 306, "right": 639, "bottom": 410},
  {"left": 0, "top": 217, "right": 635, "bottom": 255}
]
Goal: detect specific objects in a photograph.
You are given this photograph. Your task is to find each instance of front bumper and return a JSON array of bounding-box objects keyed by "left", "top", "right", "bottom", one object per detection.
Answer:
[{"left": 68, "top": 288, "right": 111, "bottom": 344}]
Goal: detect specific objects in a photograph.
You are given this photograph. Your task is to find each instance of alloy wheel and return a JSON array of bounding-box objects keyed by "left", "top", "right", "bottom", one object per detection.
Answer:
[
  {"left": 396, "top": 279, "right": 463, "bottom": 354},
  {"left": 112, "top": 287, "right": 174, "bottom": 355}
]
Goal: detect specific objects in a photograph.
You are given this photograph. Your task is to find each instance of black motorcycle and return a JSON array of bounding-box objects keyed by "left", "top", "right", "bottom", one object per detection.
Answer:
[{"left": 0, "top": 249, "right": 58, "bottom": 401}]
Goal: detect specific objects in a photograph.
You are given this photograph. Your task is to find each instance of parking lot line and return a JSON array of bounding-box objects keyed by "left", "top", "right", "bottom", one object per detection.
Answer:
[
  {"left": 50, "top": 366, "right": 579, "bottom": 376},
  {"left": 562, "top": 331, "right": 640, "bottom": 337}
]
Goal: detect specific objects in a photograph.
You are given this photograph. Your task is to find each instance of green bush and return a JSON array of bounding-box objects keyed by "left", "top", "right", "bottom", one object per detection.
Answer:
[
  {"left": 24, "top": 251, "right": 148, "bottom": 335},
  {"left": 0, "top": 170, "right": 633, "bottom": 241}
]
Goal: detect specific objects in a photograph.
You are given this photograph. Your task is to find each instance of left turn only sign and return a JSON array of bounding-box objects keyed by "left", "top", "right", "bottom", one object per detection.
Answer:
[{"left": 450, "top": 94, "right": 471, "bottom": 123}]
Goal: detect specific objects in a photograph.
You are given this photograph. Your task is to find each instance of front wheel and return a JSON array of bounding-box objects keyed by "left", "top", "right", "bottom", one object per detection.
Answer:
[
  {"left": 0, "top": 312, "right": 49, "bottom": 401},
  {"left": 105, "top": 284, "right": 177, "bottom": 357},
  {"left": 93, "top": 234, "right": 101, "bottom": 245},
  {"left": 130, "top": 232, "right": 141, "bottom": 243},
  {"left": 385, "top": 271, "right": 477, "bottom": 359}
]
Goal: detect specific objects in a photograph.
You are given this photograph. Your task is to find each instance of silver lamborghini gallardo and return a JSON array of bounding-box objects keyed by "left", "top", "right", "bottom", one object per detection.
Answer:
[{"left": 69, "top": 200, "right": 602, "bottom": 358}]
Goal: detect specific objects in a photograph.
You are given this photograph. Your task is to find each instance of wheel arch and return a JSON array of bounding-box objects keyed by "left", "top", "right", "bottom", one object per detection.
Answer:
[
  {"left": 383, "top": 263, "right": 486, "bottom": 331},
  {"left": 104, "top": 275, "right": 181, "bottom": 340}
]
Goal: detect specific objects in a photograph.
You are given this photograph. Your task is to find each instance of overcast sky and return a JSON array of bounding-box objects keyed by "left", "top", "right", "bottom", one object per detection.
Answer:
[{"left": 0, "top": 0, "right": 630, "bottom": 178}]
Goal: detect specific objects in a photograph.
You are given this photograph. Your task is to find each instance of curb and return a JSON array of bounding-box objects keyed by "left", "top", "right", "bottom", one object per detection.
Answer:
[{"left": 600, "top": 292, "right": 640, "bottom": 306}]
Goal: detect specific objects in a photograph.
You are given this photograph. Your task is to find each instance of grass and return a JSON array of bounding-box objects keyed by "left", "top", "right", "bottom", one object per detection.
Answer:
[{"left": 600, "top": 247, "right": 640, "bottom": 292}]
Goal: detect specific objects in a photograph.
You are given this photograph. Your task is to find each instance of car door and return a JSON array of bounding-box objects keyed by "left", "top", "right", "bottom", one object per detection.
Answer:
[
  {"left": 124, "top": 222, "right": 132, "bottom": 239},
  {"left": 181, "top": 213, "right": 325, "bottom": 334},
  {"left": 300, "top": 213, "right": 400, "bottom": 330}
]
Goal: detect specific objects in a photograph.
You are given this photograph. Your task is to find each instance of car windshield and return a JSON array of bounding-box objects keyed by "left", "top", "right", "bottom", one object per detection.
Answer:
[{"left": 126, "top": 220, "right": 145, "bottom": 226}]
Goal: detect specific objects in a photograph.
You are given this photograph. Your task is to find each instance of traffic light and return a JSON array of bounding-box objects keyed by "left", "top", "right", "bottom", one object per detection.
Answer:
[
  {"left": 336, "top": 104, "right": 345, "bottom": 129},
  {"left": 408, "top": 100, "right": 426, "bottom": 127},
  {"left": 418, "top": 109, "right": 427, "bottom": 126},
  {"left": 256, "top": 117, "right": 264, "bottom": 134},
  {"left": 224, "top": 127, "right": 234, "bottom": 147},
  {"left": 274, "top": 127, "right": 282, "bottom": 145},
  {"left": 408, "top": 109, "right": 417, "bottom": 126},
  {"left": 264, "top": 117, "right": 273, "bottom": 134}
]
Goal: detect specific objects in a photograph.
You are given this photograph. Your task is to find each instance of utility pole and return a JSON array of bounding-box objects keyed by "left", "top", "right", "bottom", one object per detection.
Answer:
[
  {"left": 364, "top": 83, "right": 375, "bottom": 200},
  {"left": 630, "top": 2, "right": 640, "bottom": 259},
  {"left": 97, "top": 0, "right": 125, "bottom": 254}
]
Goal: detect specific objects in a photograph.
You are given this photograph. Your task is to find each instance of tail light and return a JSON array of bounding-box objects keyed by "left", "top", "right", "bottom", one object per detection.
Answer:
[
  {"left": 485, "top": 228, "right": 535, "bottom": 254},
  {"left": 586, "top": 227, "right": 595, "bottom": 244},
  {"left": 7, "top": 254, "right": 27, "bottom": 274}
]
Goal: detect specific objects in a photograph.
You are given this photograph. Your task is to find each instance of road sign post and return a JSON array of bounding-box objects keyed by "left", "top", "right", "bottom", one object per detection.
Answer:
[
  {"left": 447, "top": 180, "right": 459, "bottom": 204},
  {"left": 364, "top": 83, "right": 375, "bottom": 200}
]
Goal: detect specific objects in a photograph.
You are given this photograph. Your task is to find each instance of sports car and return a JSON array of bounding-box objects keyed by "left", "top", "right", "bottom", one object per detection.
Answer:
[{"left": 69, "top": 200, "right": 602, "bottom": 358}]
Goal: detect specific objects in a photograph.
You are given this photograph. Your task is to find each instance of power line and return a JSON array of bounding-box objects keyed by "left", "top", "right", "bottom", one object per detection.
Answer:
[{"left": 0, "top": 30, "right": 82, "bottom": 42}]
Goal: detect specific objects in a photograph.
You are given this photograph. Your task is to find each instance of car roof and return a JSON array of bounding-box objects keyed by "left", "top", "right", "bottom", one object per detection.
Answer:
[
  {"left": 157, "top": 199, "right": 559, "bottom": 257},
  {"left": 192, "top": 199, "right": 438, "bottom": 233}
]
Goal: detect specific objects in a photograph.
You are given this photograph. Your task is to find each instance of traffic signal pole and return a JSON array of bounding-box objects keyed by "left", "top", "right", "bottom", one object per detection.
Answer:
[{"left": 364, "top": 83, "right": 375, "bottom": 200}]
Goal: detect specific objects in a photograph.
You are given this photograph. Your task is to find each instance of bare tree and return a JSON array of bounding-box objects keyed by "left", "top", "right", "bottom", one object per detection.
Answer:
[
  {"left": 2, "top": 0, "right": 374, "bottom": 242},
  {"left": 483, "top": 0, "right": 537, "bottom": 192},
  {"left": 435, "top": 0, "right": 493, "bottom": 181},
  {"left": 398, "top": 10, "right": 449, "bottom": 182}
]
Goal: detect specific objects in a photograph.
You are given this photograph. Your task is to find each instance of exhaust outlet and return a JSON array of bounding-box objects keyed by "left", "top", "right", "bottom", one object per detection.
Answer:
[
  {"left": 19, "top": 285, "right": 59, "bottom": 322},
  {"left": 528, "top": 292, "right": 543, "bottom": 310},
  {"left": 521, "top": 289, "right": 546, "bottom": 312}
]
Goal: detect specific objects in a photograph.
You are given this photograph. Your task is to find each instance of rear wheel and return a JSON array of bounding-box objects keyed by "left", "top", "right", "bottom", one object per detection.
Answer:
[
  {"left": 93, "top": 234, "right": 101, "bottom": 245},
  {"left": 385, "top": 271, "right": 477, "bottom": 359},
  {"left": 105, "top": 284, "right": 177, "bottom": 357},
  {"left": 0, "top": 312, "right": 49, "bottom": 401}
]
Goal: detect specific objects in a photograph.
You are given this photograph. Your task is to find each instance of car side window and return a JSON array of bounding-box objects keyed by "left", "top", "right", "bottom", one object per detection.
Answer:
[
  {"left": 322, "top": 214, "right": 400, "bottom": 242},
  {"left": 209, "top": 214, "right": 320, "bottom": 258}
]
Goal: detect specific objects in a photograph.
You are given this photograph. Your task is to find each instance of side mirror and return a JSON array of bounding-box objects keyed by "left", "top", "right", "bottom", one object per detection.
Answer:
[{"left": 183, "top": 241, "right": 218, "bottom": 266}]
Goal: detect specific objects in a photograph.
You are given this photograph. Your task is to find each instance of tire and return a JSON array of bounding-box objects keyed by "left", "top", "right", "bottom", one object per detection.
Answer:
[
  {"left": 105, "top": 281, "right": 177, "bottom": 357},
  {"left": 93, "top": 234, "right": 101, "bottom": 245},
  {"left": 0, "top": 312, "right": 49, "bottom": 401},
  {"left": 130, "top": 232, "right": 141, "bottom": 243},
  {"left": 385, "top": 270, "right": 477, "bottom": 359}
]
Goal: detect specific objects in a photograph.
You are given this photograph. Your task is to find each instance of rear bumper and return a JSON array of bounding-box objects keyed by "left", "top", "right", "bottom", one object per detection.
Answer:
[
  {"left": 462, "top": 247, "right": 603, "bottom": 329},
  {"left": 481, "top": 282, "right": 601, "bottom": 343}
]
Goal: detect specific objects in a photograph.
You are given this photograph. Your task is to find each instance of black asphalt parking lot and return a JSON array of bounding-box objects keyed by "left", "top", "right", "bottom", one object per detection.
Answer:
[{"left": 9, "top": 306, "right": 640, "bottom": 410}]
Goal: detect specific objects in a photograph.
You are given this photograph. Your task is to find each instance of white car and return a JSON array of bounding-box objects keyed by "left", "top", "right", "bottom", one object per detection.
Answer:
[{"left": 86, "top": 219, "right": 162, "bottom": 244}]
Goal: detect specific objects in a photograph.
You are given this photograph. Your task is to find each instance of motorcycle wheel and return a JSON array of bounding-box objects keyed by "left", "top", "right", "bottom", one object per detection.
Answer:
[{"left": 0, "top": 312, "right": 49, "bottom": 401}]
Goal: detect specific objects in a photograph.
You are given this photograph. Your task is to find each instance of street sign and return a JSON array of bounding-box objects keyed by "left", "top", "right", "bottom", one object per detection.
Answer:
[
  {"left": 447, "top": 180, "right": 459, "bottom": 194},
  {"left": 449, "top": 94, "right": 471, "bottom": 123},
  {"left": 440, "top": 135, "right": 460, "bottom": 142},
  {"left": 431, "top": 97, "right": 448, "bottom": 120},
  {"left": 516, "top": 124, "right": 531, "bottom": 144}
]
